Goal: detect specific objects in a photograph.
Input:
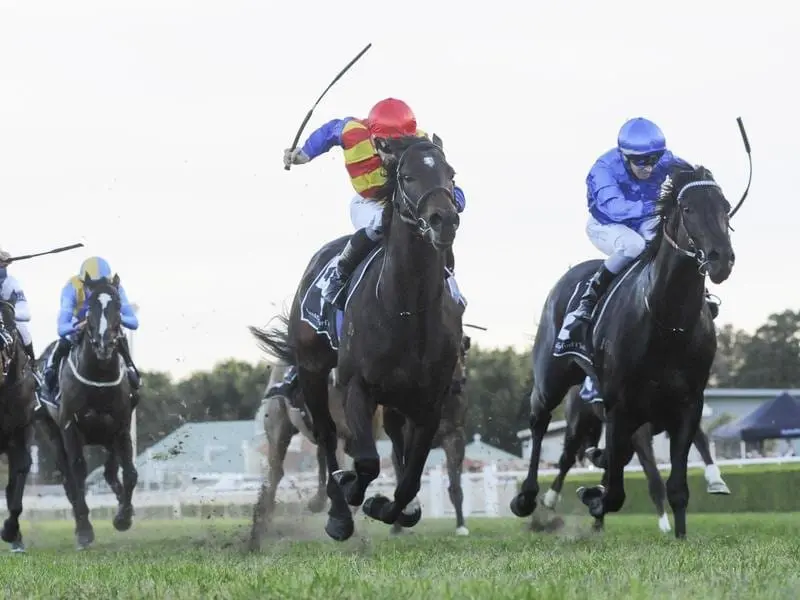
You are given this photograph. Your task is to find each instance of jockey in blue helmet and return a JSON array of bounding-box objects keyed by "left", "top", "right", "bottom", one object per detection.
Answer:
[
  {"left": 555, "top": 117, "right": 721, "bottom": 370},
  {"left": 43, "top": 256, "right": 142, "bottom": 404}
]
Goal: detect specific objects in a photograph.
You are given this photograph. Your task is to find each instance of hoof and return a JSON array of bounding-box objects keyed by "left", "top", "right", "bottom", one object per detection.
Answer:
[
  {"left": 363, "top": 494, "right": 391, "bottom": 523},
  {"left": 396, "top": 502, "right": 422, "bottom": 528},
  {"left": 9, "top": 541, "right": 25, "bottom": 553},
  {"left": 324, "top": 515, "right": 354, "bottom": 542},
  {"left": 76, "top": 524, "right": 95, "bottom": 550},
  {"left": 455, "top": 526, "right": 470, "bottom": 536},
  {"left": 577, "top": 485, "right": 605, "bottom": 518},
  {"left": 306, "top": 495, "right": 327, "bottom": 514},
  {"left": 585, "top": 447, "right": 605, "bottom": 469},
  {"left": 1, "top": 520, "right": 20, "bottom": 544},
  {"left": 707, "top": 481, "right": 731, "bottom": 495},
  {"left": 113, "top": 506, "right": 134, "bottom": 532},
  {"left": 510, "top": 492, "right": 536, "bottom": 518},
  {"left": 592, "top": 517, "right": 605, "bottom": 532},
  {"left": 542, "top": 489, "right": 560, "bottom": 510}
]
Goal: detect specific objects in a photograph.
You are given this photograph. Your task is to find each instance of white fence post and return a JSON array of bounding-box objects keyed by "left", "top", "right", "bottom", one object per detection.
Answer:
[
  {"left": 483, "top": 462, "right": 499, "bottom": 517},
  {"left": 429, "top": 465, "right": 445, "bottom": 517}
]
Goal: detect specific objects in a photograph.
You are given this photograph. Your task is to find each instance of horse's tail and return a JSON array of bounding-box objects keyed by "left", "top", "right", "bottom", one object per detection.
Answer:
[{"left": 248, "top": 314, "right": 295, "bottom": 365}]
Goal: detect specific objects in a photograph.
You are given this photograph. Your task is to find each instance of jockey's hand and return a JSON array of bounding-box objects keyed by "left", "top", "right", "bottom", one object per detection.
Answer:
[
  {"left": 73, "top": 320, "right": 87, "bottom": 333},
  {"left": 0, "top": 248, "right": 11, "bottom": 267},
  {"left": 283, "top": 148, "right": 310, "bottom": 168}
]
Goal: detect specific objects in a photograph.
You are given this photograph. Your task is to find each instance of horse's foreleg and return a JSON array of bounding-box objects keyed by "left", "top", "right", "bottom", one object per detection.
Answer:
[
  {"left": 511, "top": 387, "right": 556, "bottom": 518},
  {"left": 545, "top": 426, "right": 584, "bottom": 510},
  {"left": 2, "top": 430, "right": 32, "bottom": 551},
  {"left": 632, "top": 425, "right": 670, "bottom": 533},
  {"left": 62, "top": 421, "right": 94, "bottom": 549},
  {"left": 666, "top": 398, "right": 703, "bottom": 539},
  {"left": 337, "top": 377, "right": 379, "bottom": 507},
  {"left": 111, "top": 427, "right": 137, "bottom": 532},
  {"left": 363, "top": 400, "right": 441, "bottom": 528},
  {"left": 441, "top": 427, "right": 468, "bottom": 535},
  {"left": 102, "top": 448, "right": 123, "bottom": 504},
  {"left": 299, "top": 367, "right": 352, "bottom": 542},
  {"left": 694, "top": 427, "right": 730, "bottom": 495},
  {"left": 306, "top": 442, "right": 328, "bottom": 514},
  {"left": 384, "top": 408, "right": 407, "bottom": 535}
]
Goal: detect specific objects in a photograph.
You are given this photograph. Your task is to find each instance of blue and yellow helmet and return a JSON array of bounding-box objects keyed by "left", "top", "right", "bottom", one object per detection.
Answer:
[{"left": 79, "top": 256, "right": 113, "bottom": 282}]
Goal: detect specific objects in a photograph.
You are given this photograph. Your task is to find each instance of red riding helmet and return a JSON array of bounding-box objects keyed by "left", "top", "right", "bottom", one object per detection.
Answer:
[{"left": 366, "top": 98, "right": 417, "bottom": 138}]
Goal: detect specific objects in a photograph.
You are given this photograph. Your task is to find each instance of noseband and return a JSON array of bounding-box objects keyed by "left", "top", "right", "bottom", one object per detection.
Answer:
[{"left": 390, "top": 141, "right": 455, "bottom": 237}]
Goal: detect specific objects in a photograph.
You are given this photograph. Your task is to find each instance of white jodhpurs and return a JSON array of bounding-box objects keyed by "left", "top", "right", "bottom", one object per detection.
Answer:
[
  {"left": 15, "top": 321, "right": 32, "bottom": 346},
  {"left": 586, "top": 215, "right": 660, "bottom": 274},
  {"left": 349, "top": 195, "right": 385, "bottom": 242}
]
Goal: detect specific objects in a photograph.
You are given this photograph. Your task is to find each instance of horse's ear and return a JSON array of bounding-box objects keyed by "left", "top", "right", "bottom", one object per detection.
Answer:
[
  {"left": 112, "top": 273, "right": 120, "bottom": 288},
  {"left": 432, "top": 133, "right": 444, "bottom": 150}
]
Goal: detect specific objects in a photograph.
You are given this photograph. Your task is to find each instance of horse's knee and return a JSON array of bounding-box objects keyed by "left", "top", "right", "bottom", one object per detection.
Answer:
[{"left": 354, "top": 457, "right": 380, "bottom": 480}]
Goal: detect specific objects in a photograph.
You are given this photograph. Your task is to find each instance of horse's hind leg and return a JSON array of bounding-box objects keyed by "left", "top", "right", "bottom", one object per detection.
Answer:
[
  {"left": 299, "top": 366, "right": 353, "bottom": 542},
  {"left": 111, "top": 426, "right": 138, "bottom": 532},
  {"left": 694, "top": 427, "right": 730, "bottom": 494},
  {"left": 511, "top": 359, "right": 578, "bottom": 518},
  {"left": 2, "top": 429, "right": 33, "bottom": 552},
  {"left": 249, "top": 402, "right": 295, "bottom": 551},
  {"left": 632, "top": 424, "right": 670, "bottom": 533},
  {"left": 442, "top": 427, "right": 468, "bottom": 535}
]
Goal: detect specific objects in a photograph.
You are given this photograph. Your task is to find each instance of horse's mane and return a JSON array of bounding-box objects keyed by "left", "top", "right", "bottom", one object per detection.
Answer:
[{"left": 639, "top": 164, "right": 717, "bottom": 263}]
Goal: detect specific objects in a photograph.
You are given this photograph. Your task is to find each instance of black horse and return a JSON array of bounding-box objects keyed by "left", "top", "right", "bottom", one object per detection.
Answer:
[
  {"left": 539, "top": 384, "right": 730, "bottom": 533},
  {"left": 36, "top": 275, "right": 137, "bottom": 549},
  {"left": 250, "top": 135, "right": 463, "bottom": 541},
  {"left": 0, "top": 301, "right": 37, "bottom": 552},
  {"left": 512, "top": 161, "right": 742, "bottom": 538}
]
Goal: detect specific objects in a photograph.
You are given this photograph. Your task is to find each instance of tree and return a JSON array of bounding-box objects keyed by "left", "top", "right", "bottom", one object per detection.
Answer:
[
  {"left": 710, "top": 323, "right": 751, "bottom": 387},
  {"left": 734, "top": 310, "right": 800, "bottom": 388}
]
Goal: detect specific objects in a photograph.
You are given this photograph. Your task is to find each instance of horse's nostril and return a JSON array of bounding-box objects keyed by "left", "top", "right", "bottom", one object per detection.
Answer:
[
  {"left": 429, "top": 213, "right": 443, "bottom": 229},
  {"left": 708, "top": 250, "right": 720, "bottom": 262},
  {"left": 730, "top": 252, "right": 736, "bottom": 264}
]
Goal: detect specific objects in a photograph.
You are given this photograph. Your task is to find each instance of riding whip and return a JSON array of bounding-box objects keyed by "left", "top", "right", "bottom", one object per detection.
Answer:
[
  {"left": 284, "top": 42, "right": 373, "bottom": 171},
  {"left": 8, "top": 242, "right": 85, "bottom": 263},
  {"left": 464, "top": 323, "right": 488, "bottom": 331},
  {"left": 728, "top": 116, "right": 752, "bottom": 219}
]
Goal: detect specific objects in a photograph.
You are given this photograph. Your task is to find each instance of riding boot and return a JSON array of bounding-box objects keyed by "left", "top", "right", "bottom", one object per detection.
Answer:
[
  {"left": 117, "top": 335, "right": 141, "bottom": 390},
  {"left": 44, "top": 337, "right": 72, "bottom": 394},
  {"left": 554, "top": 264, "right": 616, "bottom": 358},
  {"left": 322, "top": 228, "right": 379, "bottom": 310},
  {"left": 705, "top": 289, "right": 720, "bottom": 320}
]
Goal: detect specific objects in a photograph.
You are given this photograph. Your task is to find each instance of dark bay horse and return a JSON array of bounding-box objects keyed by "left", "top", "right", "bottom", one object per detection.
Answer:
[
  {"left": 35, "top": 275, "right": 137, "bottom": 549},
  {"left": 541, "top": 385, "right": 730, "bottom": 533},
  {"left": 512, "top": 162, "right": 743, "bottom": 538},
  {"left": 0, "top": 301, "right": 37, "bottom": 552},
  {"left": 251, "top": 135, "right": 463, "bottom": 541}
]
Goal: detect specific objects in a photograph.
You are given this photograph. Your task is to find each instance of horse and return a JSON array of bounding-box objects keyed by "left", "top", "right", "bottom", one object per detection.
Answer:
[
  {"left": 250, "top": 134, "right": 463, "bottom": 541},
  {"left": 35, "top": 275, "right": 137, "bottom": 549},
  {"left": 0, "top": 301, "right": 37, "bottom": 552},
  {"left": 511, "top": 162, "right": 742, "bottom": 539},
  {"left": 539, "top": 384, "right": 730, "bottom": 533}
]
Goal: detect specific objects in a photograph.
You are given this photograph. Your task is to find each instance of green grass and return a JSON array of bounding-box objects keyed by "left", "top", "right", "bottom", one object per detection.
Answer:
[{"left": 3, "top": 513, "right": 800, "bottom": 599}]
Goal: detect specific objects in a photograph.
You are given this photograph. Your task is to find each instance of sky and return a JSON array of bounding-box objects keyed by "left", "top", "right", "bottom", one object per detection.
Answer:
[{"left": 0, "top": 1, "right": 795, "bottom": 381}]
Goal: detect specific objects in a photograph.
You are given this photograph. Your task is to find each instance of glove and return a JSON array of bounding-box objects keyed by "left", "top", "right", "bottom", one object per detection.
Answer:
[
  {"left": 0, "top": 248, "right": 11, "bottom": 266},
  {"left": 283, "top": 148, "right": 310, "bottom": 168}
]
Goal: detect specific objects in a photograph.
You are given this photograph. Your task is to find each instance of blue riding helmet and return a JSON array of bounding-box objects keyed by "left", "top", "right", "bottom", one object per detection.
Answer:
[
  {"left": 617, "top": 117, "right": 667, "bottom": 156},
  {"left": 79, "top": 256, "right": 113, "bottom": 282}
]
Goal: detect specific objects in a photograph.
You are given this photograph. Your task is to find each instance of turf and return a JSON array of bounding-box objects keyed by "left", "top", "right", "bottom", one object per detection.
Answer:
[{"left": 2, "top": 513, "right": 800, "bottom": 599}]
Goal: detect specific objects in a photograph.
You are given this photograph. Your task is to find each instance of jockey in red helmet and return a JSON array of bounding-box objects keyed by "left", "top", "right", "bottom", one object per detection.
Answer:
[{"left": 283, "top": 97, "right": 466, "bottom": 310}]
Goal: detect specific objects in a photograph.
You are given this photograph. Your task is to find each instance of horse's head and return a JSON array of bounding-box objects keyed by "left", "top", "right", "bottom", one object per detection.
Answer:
[
  {"left": 82, "top": 274, "right": 123, "bottom": 361},
  {"left": 375, "top": 135, "right": 460, "bottom": 249},
  {"left": 655, "top": 165, "right": 735, "bottom": 284}
]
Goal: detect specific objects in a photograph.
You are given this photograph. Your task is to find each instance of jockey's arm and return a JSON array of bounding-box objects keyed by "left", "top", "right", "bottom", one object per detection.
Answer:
[
  {"left": 300, "top": 118, "right": 354, "bottom": 160},
  {"left": 0, "top": 276, "right": 31, "bottom": 322},
  {"left": 586, "top": 159, "right": 645, "bottom": 223},
  {"left": 117, "top": 285, "right": 140, "bottom": 330},
  {"left": 56, "top": 282, "right": 79, "bottom": 338}
]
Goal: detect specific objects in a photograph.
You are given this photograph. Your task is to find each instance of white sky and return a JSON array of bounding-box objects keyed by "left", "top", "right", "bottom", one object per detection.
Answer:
[{"left": 0, "top": 1, "right": 795, "bottom": 380}]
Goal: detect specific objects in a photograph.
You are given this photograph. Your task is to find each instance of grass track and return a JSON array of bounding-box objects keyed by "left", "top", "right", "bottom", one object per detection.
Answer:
[{"left": 2, "top": 513, "right": 800, "bottom": 599}]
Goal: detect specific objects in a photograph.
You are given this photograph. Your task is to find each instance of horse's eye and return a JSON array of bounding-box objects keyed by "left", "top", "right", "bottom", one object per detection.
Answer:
[{"left": 402, "top": 175, "right": 415, "bottom": 183}]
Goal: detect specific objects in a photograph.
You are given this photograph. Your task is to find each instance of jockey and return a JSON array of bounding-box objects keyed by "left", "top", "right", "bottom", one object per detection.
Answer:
[
  {"left": 555, "top": 117, "right": 721, "bottom": 365},
  {"left": 283, "top": 97, "right": 466, "bottom": 309},
  {"left": 43, "top": 257, "right": 142, "bottom": 401},
  {"left": 0, "top": 248, "right": 36, "bottom": 362}
]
